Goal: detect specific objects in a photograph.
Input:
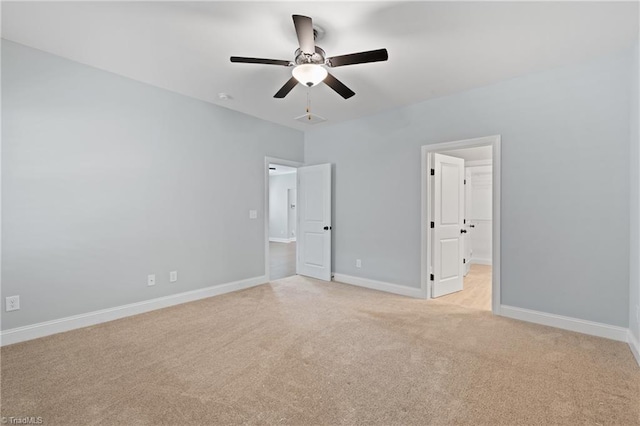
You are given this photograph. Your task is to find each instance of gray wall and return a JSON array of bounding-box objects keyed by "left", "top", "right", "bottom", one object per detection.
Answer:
[
  {"left": 305, "top": 48, "right": 633, "bottom": 327},
  {"left": 630, "top": 41, "right": 640, "bottom": 341},
  {"left": 1, "top": 41, "right": 304, "bottom": 330},
  {"left": 269, "top": 173, "right": 296, "bottom": 240}
]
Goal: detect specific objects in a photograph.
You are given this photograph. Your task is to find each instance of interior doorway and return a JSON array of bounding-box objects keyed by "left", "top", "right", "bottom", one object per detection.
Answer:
[
  {"left": 435, "top": 146, "right": 493, "bottom": 310},
  {"left": 264, "top": 158, "right": 333, "bottom": 283},
  {"left": 265, "top": 158, "right": 302, "bottom": 281},
  {"left": 421, "top": 136, "right": 501, "bottom": 314},
  {"left": 268, "top": 163, "right": 298, "bottom": 280}
]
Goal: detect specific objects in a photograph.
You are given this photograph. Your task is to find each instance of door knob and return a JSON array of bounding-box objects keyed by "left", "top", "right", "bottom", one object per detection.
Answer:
[
  {"left": 324, "top": 226, "right": 331, "bottom": 230},
  {"left": 469, "top": 224, "right": 475, "bottom": 228},
  {"left": 460, "top": 229, "right": 467, "bottom": 234}
]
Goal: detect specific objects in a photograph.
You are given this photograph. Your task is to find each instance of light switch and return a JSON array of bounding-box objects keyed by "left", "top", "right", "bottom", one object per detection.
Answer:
[{"left": 249, "top": 210, "right": 257, "bottom": 219}]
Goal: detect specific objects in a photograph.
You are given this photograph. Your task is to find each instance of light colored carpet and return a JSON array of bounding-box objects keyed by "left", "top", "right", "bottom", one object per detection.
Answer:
[
  {"left": 437, "top": 264, "right": 492, "bottom": 311},
  {"left": 1, "top": 275, "right": 638, "bottom": 425}
]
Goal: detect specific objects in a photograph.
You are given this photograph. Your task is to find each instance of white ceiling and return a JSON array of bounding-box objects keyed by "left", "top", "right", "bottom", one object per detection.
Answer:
[{"left": 2, "top": 1, "right": 638, "bottom": 132}]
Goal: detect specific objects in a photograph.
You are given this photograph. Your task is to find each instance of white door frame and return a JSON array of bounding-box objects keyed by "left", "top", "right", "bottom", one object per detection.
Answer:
[
  {"left": 421, "top": 135, "right": 501, "bottom": 315},
  {"left": 264, "top": 157, "right": 304, "bottom": 281}
]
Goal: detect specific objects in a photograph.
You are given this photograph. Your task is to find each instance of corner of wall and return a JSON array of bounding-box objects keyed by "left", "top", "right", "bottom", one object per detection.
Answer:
[{"left": 629, "top": 40, "right": 640, "bottom": 344}]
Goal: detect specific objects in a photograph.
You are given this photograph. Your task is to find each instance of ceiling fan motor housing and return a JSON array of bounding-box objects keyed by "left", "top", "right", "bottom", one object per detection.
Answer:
[{"left": 294, "top": 46, "right": 326, "bottom": 66}]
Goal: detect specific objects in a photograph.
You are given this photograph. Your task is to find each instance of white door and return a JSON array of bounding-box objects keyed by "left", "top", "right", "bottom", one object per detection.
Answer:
[
  {"left": 297, "top": 164, "right": 332, "bottom": 281},
  {"left": 432, "top": 153, "right": 465, "bottom": 298},
  {"left": 463, "top": 169, "right": 472, "bottom": 276}
]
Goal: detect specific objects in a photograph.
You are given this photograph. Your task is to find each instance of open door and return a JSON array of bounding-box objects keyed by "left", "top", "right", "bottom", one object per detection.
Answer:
[
  {"left": 297, "top": 164, "right": 332, "bottom": 281},
  {"left": 432, "top": 153, "right": 465, "bottom": 298}
]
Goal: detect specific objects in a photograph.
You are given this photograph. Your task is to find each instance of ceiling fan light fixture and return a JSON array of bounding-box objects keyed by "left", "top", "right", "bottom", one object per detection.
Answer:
[
  {"left": 292, "top": 64, "right": 327, "bottom": 87},
  {"left": 230, "top": 14, "right": 388, "bottom": 99}
]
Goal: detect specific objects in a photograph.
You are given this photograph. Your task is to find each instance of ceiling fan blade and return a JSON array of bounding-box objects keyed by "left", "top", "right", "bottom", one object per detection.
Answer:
[
  {"left": 230, "top": 57, "right": 291, "bottom": 66},
  {"left": 274, "top": 77, "right": 299, "bottom": 98},
  {"left": 327, "top": 48, "right": 389, "bottom": 68},
  {"left": 292, "top": 15, "right": 315, "bottom": 54},
  {"left": 324, "top": 73, "right": 355, "bottom": 99}
]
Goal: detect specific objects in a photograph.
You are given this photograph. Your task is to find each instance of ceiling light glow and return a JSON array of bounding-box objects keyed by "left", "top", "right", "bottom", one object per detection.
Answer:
[{"left": 292, "top": 64, "right": 328, "bottom": 87}]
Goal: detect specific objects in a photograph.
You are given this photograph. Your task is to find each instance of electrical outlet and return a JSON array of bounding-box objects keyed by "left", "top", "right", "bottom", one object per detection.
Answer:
[
  {"left": 5, "top": 295, "right": 20, "bottom": 312},
  {"left": 249, "top": 210, "right": 257, "bottom": 219},
  {"left": 170, "top": 271, "right": 178, "bottom": 283},
  {"left": 147, "top": 274, "right": 156, "bottom": 286},
  {"left": 356, "top": 259, "right": 362, "bottom": 268}
]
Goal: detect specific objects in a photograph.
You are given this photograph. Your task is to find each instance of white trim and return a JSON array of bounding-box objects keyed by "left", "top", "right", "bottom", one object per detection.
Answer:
[
  {"left": 421, "top": 135, "right": 501, "bottom": 315},
  {"left": 470, "top": 258, "right": 492, "bottom": 266},
  {"left": 420, "top": 144, "right": 430, "bottom": 299},
  {"left": 465, "top": 159, "right": 493, "bottom": 167},
  {"left": 628, "top": 330, "right": 640, "bottom": 366},
  {"left": 491, "top": 138, "right": 501, "bottom": 315},
  {"left": 269, "top": 237, "right": 294, "bottom": 243},
  {"left": 0, "top": 275, "right": 268, "bottom": 346},
  {"left": 500, "top": 305, "right": 628, "bottom": 342},
  {"left": 264, "top": 157, "right": 303, "bottom": 281},
  {"left": 333, "top": 273, "right": 425, "bottom": 299}
]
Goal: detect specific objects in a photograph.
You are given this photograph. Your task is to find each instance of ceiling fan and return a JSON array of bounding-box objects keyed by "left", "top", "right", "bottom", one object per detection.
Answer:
[{"left": 230, "top": 15, "right": 388, "bottom": 100}]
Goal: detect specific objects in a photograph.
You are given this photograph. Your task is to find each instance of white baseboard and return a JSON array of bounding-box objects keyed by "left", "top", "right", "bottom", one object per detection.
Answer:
[
  {"left": 628, "top": 330, "right": 640, "bottom": 366},
  {"left": 333, "top": 273, "right": 425, "bottom": 299},
  {"left": 269, "top": 238, "right": 294, "bottom": 243},
  {"left": 470, "top": 258, "right": 492, "bottom": 266},
  {"left": 0, "top": 275, "right": 268, "bottom": 347},
  {"left": 500, "top": 305, "right": 628, "bottom": 342}
]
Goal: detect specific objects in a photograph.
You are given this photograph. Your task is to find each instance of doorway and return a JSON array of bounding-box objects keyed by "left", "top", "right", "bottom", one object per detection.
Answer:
[
  {"left": 421, "top": 135, "right": 501, "bottom": 314},
  {"left": 265, "top": 157, "right": 302, "bottom": 281},
  {"left": 264, "top": 158, "right": 333, "bottom": 283},
  {"left": 268, "top": 163, "right": 298, "bottom": 280}
]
